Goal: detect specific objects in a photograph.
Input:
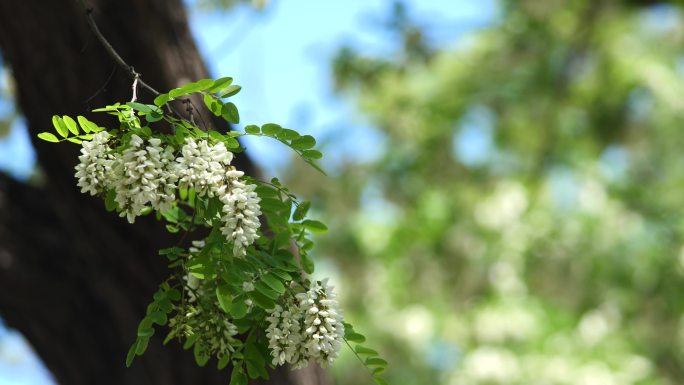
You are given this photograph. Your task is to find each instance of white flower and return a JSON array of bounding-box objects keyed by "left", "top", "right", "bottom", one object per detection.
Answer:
[
  {"left": 74, "top": 131, "right": 114, "bottom": 195},
  {"left": 243, "top": 281, "right": 255, "bottom": 292},
  {"left": 295, "top": 279, "right": 345, "bottom": 367},
  {"left": 266, "top": 302, "right": 307, "bottom": 368},
  {"left": 219, "top": 177, "right": 261, "bottom": 257},
  {"left": 111, "top": 135, "right": 177, "bottom": 223},
  {"left": 174, "top": 138, "right": 233, "bottom": 197},
  {"left": 189, "top": 239, "right": 206, "bottom": 254},
  {"left": 266, "top": 279, "right": 345, "bottom": 369}
]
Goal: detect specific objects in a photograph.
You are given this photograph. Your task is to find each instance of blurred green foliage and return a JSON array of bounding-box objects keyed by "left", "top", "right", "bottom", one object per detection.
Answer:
[{"left": 286, "top": 1, "right": 684, "bottom": 384}]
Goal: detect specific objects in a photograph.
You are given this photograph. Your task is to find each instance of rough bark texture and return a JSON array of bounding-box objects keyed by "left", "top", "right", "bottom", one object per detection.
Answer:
[{"left": 0, "top": 1, "right": 325, "bottom": 384}]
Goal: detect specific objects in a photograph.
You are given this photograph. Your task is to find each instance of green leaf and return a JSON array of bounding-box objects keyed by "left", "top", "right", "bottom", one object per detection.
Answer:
[
  {"left": 244, "top": 344, "right": 268, "bottom": 379},
  {"left": 293, "top": 201, "right": 311, "bottom": 221},
  {"left": 255, "top": 185, "right": 279, "bottom": 198},
  {"left": 183, "top": 334, "right": 198, "bottom": 350},
  {"left": 52, "top": 115, "right": 68, "bottom": 138},
  {"left": 66, "top": 137, "right": 83, "bottom": 144},
  {"left": 272, "top": 231, "right": 292, "bottom": 251},
  {"left": 193, "top": 342, "right": 210, "bottom": 367},
  {"left": 300, "top": 251, "right": 314, "bottom": 274},
  {"left": 146, "top": 111, "right": 163, "bottom": 123},
  {"left": 37, "top": 132, "right": 59, "bottom": 142},
  {"left": 217, "top": 354, "right": 231, "bottom": 370},
  {"left": 203, "top": 93, "right": 222, "bottom": 116},
  {"left": 221, "top": 102, "right": 239, "bottom": 124},
  {"left": 170, "top": 79, "right": 214, "bottom": 97},
  {"left": 229, "top": 366, "right": 248, "bottom": 385},
  {"left": 305, "top": 159, "right": 327, "bottom": 175},
  {"left": 104, "top": 189, "right": 118, "bottom": 211},
  {"left": 149, "top": 311, "right": 167, "bottom": 326},
  {"left": 302, "top": 149, "right": 323, "bottom": 160},
  {"left": 77, "top": 116, "right": 98, "bottom": 133},
  {"left": 302, "top": 219, "right": 328, "bottom": 233},
  {"left": 355, "top": 345, "right": 378, "bottom": 356},
  {"left": 137, "top": 327, "right": 154, "bottom": 337},
  {"left": 270, "top": 269, "right": 292, "bottom": 281},
  {"left": 157, "top": 298, "right": 173, "bottom": 313},
  {"left": 255, "top": 282, "right": 280, "bottom": 300},
  {"left": 63, "top": 115, "right": 79, "bottom": 135},
  {"left": 277, "top": 128, "right": 300, "bottom": 140},
  {"left": 366, "top": 357, "right": 388, "bottom": 367},
  {"left": 244, "top": 125, "right": 260, "bottom": 134},
  {"left": 135, "top": 337, "right": 149, "bottom": 355},
  {"left": 163, "top": 330, "right": 177, "bottom": 345},
  {"left": 167, "top": 288, "right": 181, "bottom": 301},
  {"left": 159, "top": 246, "right": 184, "bottom": 256},
  {"left": 125, "top": 341, "right": 137, "bottom": 367},
  {"left": 374, "top": 377, "right": 388, "bottom": 385},
  {"left": 262, "top": 123, "right": 282, "bottom": 136},
  {"left": 261, "top": 273, "right": 286, "bottom": 293},
  {"left": 345, "top": 332, "right": 366, "bottom": 343},
  {"left": 153, "top": 93, "right": 171, "bottom": 106},
  {"left": 250, "top": 289, "right": 276, "bottom": 309},
  {"left": 208, "top": 76, "right": 233, "bottom": 92},
  {"left": 220, "top": 84, "right": 242, "bottom": 98},
  {"left": 291, "top": 135, "right": 316, "bottom": 150},
  {"left": 224, "top": 136, "right": 240, "bottom": 149},
  {"left": 216, "top": 284, "right": 233, "bottom": 313},
  {"left": 230, "top": 297, "right": 248, "bottom": 319},
  {"left": 127, "top": 102, "right": 161, "bottom": 114}
]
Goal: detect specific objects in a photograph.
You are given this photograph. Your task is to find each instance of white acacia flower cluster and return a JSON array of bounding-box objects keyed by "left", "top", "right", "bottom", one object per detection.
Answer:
[
  {"left": 174, "top": 138, "right": 233, "bottom": 197},
  {"left": 185, "top": 304, "right": 239, "bottom": 358},
  {"left": 175, "top": 140, "right": 261, "bottom": 257},
  {"left": 266, "top": 279, "right": 345, "bottom": 369},
  {"left": 74, "top": 131, "right": 114, "bottom": 196},
  {"left": 74, "top": 134, "right": 262, "bottom": 254},
  {"left": 112, "top": 135, "right": 177, "bottom": 222},
  {"left": 219, "top": 175, "right": 261, "bottom": 257}
]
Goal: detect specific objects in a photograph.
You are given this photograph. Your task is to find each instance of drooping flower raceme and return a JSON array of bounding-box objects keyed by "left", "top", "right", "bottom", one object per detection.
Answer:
[
  {"left": 219, "top": 173, "right": 262, "bottom": 257},
  {"left": 174, "top": 138, "right": 261, "bottom": 254},
  {"left": 111, "top": 135, "right": 177, "bottom": 223},
  {"left": 75, "top": 134, "right": 262, "bottom": 253},
  {"left": 174, "top": 138, "right": 233, "bottom": 197},
  {"left": 74, "top": 131, "right": 113, "bottom": 196},
  {"left": 296, "top": 278, "right": 345, "bottom": 366},
  {"left": 266, "top": 279, "right": 345, "bottom": 369},
  {"left": 266, "top": 300, "right": 306, "bottom": 368}
]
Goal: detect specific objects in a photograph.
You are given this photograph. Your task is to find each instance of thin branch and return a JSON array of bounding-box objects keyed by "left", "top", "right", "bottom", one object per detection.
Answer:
[
  {"left": 76, "top": 0, "right": 191, "bottom": 121},
  {"left": 77, "top": 0, "right": 160, "bottom": 96},
  {"left": 83, "top": 65, "right": 116, "bottom": 108}
]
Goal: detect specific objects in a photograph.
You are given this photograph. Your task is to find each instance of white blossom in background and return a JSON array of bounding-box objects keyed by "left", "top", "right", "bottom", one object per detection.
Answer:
[
  {"left": 174, "top": 138, "right": 233, "bottom": 197},
  {"left": 296, "top": 279, "right": 345, "bottom": 367},
  {"left": 74, "top": 131, "right": 114, "bottom": 195},
  {"left": 219, "top": 176, "right": 262, "bottom": 257},
  {"left": 111, "top": 135, "right": 177, "bottom": 223}
]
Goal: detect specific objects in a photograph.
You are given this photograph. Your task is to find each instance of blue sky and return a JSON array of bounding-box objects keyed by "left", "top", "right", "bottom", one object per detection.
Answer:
[{"left": 0, "top": 1, "right": 494, "bottom": 383}]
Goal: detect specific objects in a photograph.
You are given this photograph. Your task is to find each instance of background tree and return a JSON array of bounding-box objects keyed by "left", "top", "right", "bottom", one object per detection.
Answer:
[{"left": 284, "top": 1, "right": 684, "bottom": 384}]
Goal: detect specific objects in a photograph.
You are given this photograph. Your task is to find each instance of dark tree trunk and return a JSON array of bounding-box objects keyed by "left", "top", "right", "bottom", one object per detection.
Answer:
[{"left": 0, "top": 1, "right": 326, "bottom": 384}]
